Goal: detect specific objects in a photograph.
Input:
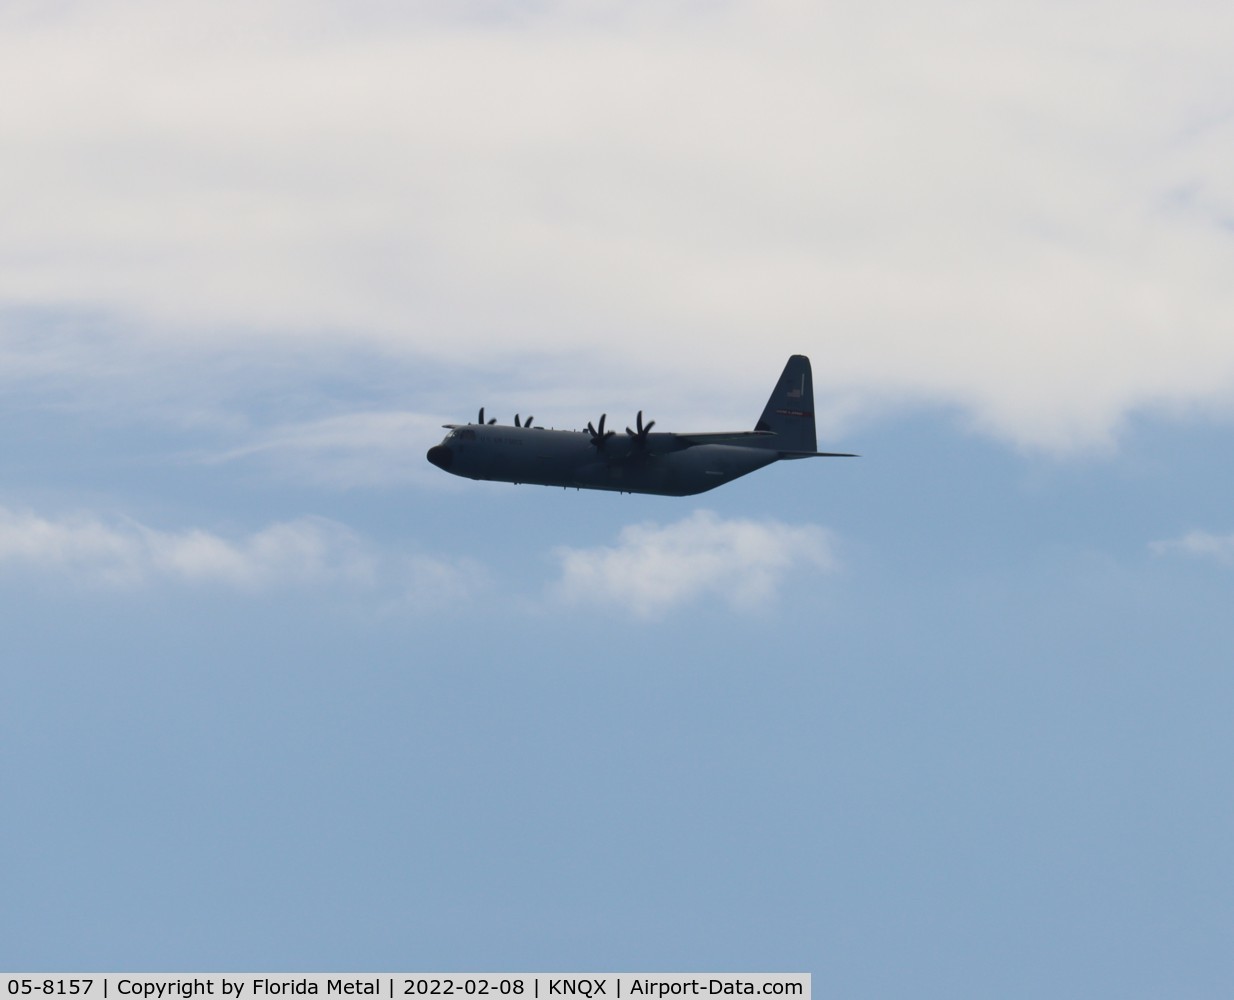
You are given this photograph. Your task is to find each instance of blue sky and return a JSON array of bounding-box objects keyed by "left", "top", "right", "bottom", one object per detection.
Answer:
[{"left": 3, "top": 2, "right": 1234, "bottom": 996}]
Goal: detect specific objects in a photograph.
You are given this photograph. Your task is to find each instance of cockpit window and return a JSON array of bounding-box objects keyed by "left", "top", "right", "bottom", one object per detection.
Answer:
[{"left": 450, "top": 428, "right": 477, "bottom": 442}]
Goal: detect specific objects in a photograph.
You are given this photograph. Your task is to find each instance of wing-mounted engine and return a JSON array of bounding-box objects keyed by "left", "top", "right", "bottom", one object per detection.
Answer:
[{"left": 624, "top": 410, "right": 688, "bottom": 456}]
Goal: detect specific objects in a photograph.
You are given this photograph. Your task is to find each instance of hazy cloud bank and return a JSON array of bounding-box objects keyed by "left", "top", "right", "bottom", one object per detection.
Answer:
[{"left": 2, "top": 1, "right": 1233, "bottom": 451}]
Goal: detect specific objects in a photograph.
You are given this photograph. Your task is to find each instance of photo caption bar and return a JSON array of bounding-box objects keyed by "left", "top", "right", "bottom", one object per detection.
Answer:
[{"left": 1, "top": 976, "right": 808, "bottom": 1000}]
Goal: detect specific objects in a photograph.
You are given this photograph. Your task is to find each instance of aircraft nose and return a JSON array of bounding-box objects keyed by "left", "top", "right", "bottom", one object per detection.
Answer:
[{"left": 426, "top": 445, "right": 453, "bottom": 470}]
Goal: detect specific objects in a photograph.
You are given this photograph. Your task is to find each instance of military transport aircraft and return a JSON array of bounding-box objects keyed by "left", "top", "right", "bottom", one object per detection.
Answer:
[{"left": 426, "top": 354, "right": 855, "bottom": 496}]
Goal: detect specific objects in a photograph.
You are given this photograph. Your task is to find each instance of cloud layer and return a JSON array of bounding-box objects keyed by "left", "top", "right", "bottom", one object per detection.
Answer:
[
  {"left": 3, "top": 1, "right": 1234, "bottom": 449},
  {"left": 554, "top": 509, "right": 837, "bottom": 618},
  {"left": 0, "top": 503, "right": 834, "bottom": 617}
]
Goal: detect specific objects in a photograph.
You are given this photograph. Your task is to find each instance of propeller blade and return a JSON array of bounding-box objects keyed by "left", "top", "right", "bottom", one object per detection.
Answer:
[
  {"left": 626, "top": 410, "right": 656, "bottom": 445},
  {"left": 587, "top": 414, "right": 615, "bottom": 447},
  {"left": 526, "top": 416, "right": 534, "bottom": 427},
  {"left": 477, "top": 407, "right": 485, "bottom": 424},
  {"left": 514, "top": 414, "right": 521, "bottom": 427}
]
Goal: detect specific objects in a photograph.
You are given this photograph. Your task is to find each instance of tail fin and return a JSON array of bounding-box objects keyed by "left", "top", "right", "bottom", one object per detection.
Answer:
[{"left": 755, "top": 355, "right": 817, "bottom": 453}]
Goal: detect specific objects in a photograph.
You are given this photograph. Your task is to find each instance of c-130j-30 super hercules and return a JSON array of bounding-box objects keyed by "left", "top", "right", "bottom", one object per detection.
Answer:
[{"left": 426, "top": 354, "right": 856, "bottom": 497}]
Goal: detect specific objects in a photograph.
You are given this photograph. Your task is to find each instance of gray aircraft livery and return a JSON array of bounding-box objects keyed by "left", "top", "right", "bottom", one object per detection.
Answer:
[{"left": 426, "top": 354, "right": 855, "bottom": 496}]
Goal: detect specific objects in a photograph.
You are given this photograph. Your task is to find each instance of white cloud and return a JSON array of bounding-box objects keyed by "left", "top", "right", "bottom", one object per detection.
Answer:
[
  {"left": 553, "top": 509, "right": 837, "bottom": 618},
  {"left": 2, "top": 1, "right": 1234, "bottom": 450},
  {"left": 0, "top": 506, "right": 486, "bottom": 603},
  {"left": 1150, "top": 530, "right": 1234, "bottom": 566},
  {"left": 0, "top": 507, "right": 373, "bottom": 588}
]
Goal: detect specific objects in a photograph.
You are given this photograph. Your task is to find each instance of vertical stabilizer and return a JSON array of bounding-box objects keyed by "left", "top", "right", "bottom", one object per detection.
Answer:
[{"left": 755, "top": 355, "right": 817, "bottom": 453}]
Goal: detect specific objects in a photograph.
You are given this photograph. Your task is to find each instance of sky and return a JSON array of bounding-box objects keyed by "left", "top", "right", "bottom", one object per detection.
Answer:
[{"left": 1, "top": 0, "right": 1233, "bottom": 994}]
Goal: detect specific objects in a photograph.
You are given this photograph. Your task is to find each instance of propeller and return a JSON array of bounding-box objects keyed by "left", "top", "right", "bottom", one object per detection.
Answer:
[
  {"left": 514, "top": 414, "right": 535, "bottom": 428},
  {"left": 626, "top": 410, "right": 656, "bottom": 446},
  {"left": 476, "top": 407, "right": 496, "bottom": 425},
  {"left": 586, "top": 413, "right": 615, "bottom": 448}
]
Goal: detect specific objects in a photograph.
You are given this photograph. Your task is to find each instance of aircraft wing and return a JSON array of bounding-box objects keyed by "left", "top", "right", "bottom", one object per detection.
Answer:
[
  {"left": 674, "top": 431, "right": 777, "bottom": 447},
  {"left": 676, "top": 432, "right": 857, "bottom": 457}
]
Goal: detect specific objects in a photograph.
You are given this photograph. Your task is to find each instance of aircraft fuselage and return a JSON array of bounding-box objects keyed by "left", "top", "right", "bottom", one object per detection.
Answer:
[{"left": 427, "top": 424, "right": 779, "bottom": 496}]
